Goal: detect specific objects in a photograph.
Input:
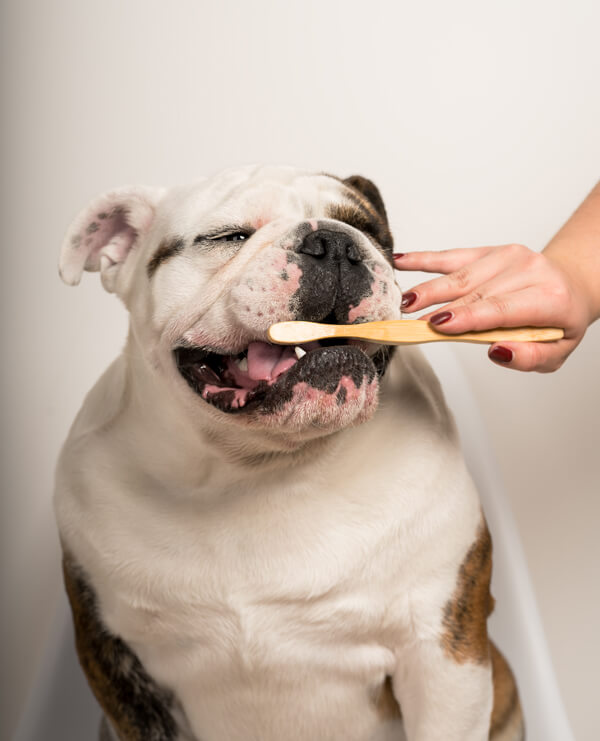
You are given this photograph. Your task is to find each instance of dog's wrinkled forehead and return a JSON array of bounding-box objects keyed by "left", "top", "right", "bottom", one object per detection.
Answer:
[
  {"left": 138, "top": 166, "right": 397, "bottom": 334},
  {"left": 155, "top": 167, "right": 361, "bottom": 237},
  {"left": 142, "top": 168, "right": 394, "bottom": 294}
]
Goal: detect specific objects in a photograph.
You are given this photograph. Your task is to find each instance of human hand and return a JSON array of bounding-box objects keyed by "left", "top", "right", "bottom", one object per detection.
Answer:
[{"left": 394, "top": 244, "right": 594, "bottom": 372}]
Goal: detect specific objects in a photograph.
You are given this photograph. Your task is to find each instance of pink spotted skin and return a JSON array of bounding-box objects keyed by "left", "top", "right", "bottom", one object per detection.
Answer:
[
  {"left": 202, "top": 385, "right": 250, "bottom": 410},
  {"left": 232, "top": 248, "right": 305, "bottom": 336},
  {"left": 257, "top": 376, "right": 379, "bottom": 432},
  {"left": 347, "top": 265, "right": 396, "bottom": 324}
]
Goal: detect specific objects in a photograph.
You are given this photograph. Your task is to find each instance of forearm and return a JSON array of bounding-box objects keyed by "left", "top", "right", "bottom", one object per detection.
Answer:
[{"left": 543, "top": 181, "right": 600, "bottom": 322}]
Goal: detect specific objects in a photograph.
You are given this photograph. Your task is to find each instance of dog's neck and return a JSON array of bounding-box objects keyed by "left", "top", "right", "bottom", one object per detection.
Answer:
[{"left": 105, "top": 334, "right": 345, "bottom": 492}]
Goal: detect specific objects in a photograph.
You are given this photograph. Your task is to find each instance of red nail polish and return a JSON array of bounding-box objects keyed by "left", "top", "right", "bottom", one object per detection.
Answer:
[
  {"left": 393, "top": 253, "right": 406, "bottom": 259},
  {"left": 489, "top": 346, "right": 513, "bottom": 363},
  {"left": 401, "top": 291, "right": 417, "bottom": 309},
  {"left": 430, "top": 311, "right": 453, "bottom": 326}
]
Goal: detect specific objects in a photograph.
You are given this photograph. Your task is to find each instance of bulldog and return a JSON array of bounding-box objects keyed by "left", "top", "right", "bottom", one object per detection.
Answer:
[{"left": 54, "top": 165, "right": 524, "bottom": 741}]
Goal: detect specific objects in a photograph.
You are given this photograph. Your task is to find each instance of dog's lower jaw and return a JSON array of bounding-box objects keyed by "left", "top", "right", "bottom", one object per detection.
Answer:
[
  {"left": 198, "top": 392, "right": 381, "bottom": 469},
  {"left": 193, "top": 373, "right": 382, "bottom": 467}
]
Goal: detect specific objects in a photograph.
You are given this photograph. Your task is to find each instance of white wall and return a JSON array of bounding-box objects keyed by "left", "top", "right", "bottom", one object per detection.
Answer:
[{"left": 2, "top": 0, "right": 598, "bottom": 738}]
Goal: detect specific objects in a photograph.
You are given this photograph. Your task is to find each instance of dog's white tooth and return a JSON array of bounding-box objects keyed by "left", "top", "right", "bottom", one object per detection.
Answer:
[
  {"left": 294, "top": 346, "right": 307, "bottom": 359},
  {"left": 237, "top": 356, "right": 249, "bottom": 372}
]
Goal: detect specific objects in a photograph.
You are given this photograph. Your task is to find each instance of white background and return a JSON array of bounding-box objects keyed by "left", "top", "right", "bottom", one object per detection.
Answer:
[{"left": 1, "top": 1, "right": 599, "bottom": 738}]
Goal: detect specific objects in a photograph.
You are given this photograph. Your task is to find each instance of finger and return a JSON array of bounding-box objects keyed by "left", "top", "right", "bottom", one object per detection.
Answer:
[
  {"left": 401, "top": 251, "right": 520, "bottom": 314},
  {"left": 425, "top": 287, "right": 564, "bottom": 334},
  {"left": 488, "top": 338, "right": 575, "bottom": 373},
  {"left": 393, "top": 247, "right": 492, "bottom": 274},
  {"left": 417, "top": 269, "right": 536, "bottom": 320}
]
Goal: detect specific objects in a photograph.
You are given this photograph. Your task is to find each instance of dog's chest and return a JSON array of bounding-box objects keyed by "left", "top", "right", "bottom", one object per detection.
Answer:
[
  {"left": 128, "top": 588, "right": 400, "bottom": 741},
  {"left": 121, "top": 574, "right": 396, "bottom": 687},
  {"left": 93, "top": 483, "right": 408, "bottom": 740},
  {"left": 100, "top": 500, "right": 399, "bottom": 673}
]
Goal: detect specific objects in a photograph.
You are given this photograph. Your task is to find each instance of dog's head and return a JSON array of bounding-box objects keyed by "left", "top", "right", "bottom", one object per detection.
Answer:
[{"left": 60, "top": 166, "right": 401, "bottom": 443}]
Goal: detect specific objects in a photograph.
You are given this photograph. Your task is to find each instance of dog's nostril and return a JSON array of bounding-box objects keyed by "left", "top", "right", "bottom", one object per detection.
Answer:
[
  {"left": 299, "top": 228, "right": 363, "bottom": 264},
  {"left": 346, "top": 242, "right": 361, "bottom": 264},
  {"left": 299, "top": 235, "right": 327, "bottom": 258}
]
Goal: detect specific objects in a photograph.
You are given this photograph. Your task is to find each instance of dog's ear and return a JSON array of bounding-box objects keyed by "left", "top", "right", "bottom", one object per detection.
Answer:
[
  {"left": 343, "top": 175, "right": 390, "bottom": 226},
  {"left": 342, "top": 175, "right": 393, "bottom": 253},
  {"left": 59, "top": 186, "right": 165, "bottom": 292}
]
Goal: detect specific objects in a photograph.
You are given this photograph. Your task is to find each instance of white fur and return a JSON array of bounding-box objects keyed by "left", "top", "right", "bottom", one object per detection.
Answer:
[{"left": 55, "top": 166, "right": 493, "bottom": 740}]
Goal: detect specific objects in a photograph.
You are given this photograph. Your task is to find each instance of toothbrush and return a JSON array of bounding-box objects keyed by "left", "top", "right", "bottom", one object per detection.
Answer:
[{"left": 268, "top": 320, "right": 564, "bottom": 346}]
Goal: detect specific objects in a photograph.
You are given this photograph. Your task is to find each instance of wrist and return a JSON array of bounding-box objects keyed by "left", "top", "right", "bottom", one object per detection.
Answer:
[{"left": 543, "top": 240, "right": 600, "bottom": 325}]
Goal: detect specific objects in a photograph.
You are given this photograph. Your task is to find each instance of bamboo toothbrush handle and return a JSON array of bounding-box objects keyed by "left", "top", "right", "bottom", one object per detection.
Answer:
[{"left": 268, "top": 320, "right": 565, "bottom": 346}]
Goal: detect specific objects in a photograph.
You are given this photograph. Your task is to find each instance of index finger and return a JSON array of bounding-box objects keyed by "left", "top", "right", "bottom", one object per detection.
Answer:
[{"left": 393, "top": 247, "right": 493, "bottom": 274}]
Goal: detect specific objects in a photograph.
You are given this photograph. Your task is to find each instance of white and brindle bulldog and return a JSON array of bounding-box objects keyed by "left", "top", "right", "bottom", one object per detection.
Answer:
[{"left": 54, "top": 165, "right": 524, "bottom": 741}]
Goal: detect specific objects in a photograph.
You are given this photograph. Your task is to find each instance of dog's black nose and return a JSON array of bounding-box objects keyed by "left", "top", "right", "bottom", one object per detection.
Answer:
[{"left": 298, "top": 228, "right": 362, "bottom": 265}]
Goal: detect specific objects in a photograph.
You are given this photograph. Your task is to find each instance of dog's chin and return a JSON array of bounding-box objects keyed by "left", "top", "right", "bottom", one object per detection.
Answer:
[{"left": 174, "top": 340, "right": 393, "bottom": 434}]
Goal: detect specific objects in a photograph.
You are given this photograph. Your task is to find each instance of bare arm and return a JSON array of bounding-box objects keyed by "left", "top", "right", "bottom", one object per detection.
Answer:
[{"left": 543, "top": 181, "right": 600, "bottom": 321}]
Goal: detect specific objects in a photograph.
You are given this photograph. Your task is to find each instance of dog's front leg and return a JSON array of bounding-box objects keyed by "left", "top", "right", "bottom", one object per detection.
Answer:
[
  {"left": 391, "top": 518, "right": 498, "bottom": 740},
  {"left": 392, "top": 638, "right": 493, "bottom": 740}
]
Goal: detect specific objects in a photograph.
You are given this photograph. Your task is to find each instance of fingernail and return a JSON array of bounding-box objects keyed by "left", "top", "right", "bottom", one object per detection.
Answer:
[
  {"left": 429, "top": 311, "right": 453, "bottom": 326},
  {"left": 489, "top": 346, "right": 513, "bottom": 363},
  {"left": 401, "top": 291, "right": 417, "bottom": 309},
  {"left": 393, "top": 253, "right": 406, "bottom": 259}
]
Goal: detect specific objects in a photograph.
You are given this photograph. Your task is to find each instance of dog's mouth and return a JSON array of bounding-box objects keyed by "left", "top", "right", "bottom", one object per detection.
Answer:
[{"left": 174, "top": 338, "right": 390, "bottom": 414}]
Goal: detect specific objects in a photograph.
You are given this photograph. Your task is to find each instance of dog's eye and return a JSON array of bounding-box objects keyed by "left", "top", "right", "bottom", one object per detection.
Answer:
[
  {"left": 194, "top": 229, "right": 254, "bottom": 245},
  {"left": 219, "top": 232, "right": 250, "bottom": 243}
]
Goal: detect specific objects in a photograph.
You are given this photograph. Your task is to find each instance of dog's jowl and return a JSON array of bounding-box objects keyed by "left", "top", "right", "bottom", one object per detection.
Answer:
[{"left": 55, "top": 165, "right": 524, "bottom": 740}]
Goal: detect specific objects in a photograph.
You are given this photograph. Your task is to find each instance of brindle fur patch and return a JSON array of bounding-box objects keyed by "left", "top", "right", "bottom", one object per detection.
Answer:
[
  {"left": 343, "top": 175, "right": 390, "bottom": 225},
  {"left": 325, "top": 174, "right": 394, "bottom": 256},
  {"left": 441, "top": 519, "right": 495, "bottom": 664},
  {"left": 489, "top": 642, "right": 525, "bottom": 740},
  {"left": 327, "top": 199, "right": 393, "bottom": 258},
  {"left": 147, "top": 236, "right": 185, "bottom": 278},
  {"left": 62, "top": 553, "right": 178, "bottom": 740}
]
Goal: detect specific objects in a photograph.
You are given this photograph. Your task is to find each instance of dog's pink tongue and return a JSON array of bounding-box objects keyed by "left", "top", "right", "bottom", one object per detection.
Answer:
[{"left": 247, "top": 341, "right": 297, "bottom": 381}]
